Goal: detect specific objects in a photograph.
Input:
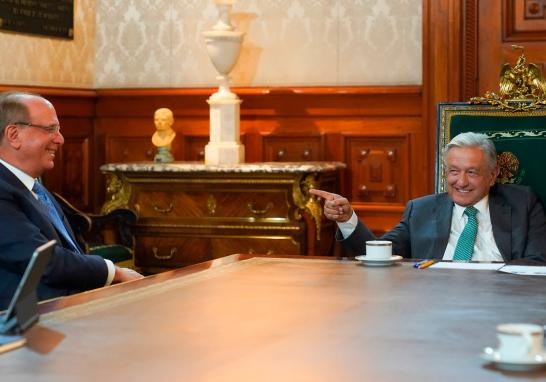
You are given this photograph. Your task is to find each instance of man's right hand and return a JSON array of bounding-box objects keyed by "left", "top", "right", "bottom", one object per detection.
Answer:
[
  {"left": 309, "top": 189, "right": 354, "bottom": 223},
  {"left": 113, "top": 266, "right": 144, "bottom": 283}
]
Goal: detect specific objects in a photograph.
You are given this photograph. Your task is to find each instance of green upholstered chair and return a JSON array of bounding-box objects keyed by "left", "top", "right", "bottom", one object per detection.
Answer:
[
  {"left": 436, "top": 102, "right": 546, "bottom": 204},
  {"left": 436, "top": 47, "right": 546, "bottom": 205},
  {"left": 52, "top": 192, "right": 137, "bottom": 267}
]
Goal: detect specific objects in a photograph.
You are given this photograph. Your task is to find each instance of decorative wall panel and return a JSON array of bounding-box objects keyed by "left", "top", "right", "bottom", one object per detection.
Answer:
[
  {"left": 504, "top": 0, "right": 546, "bottom": 41},
  {"left": 0, "top": 0, "right": 421, "bottom": 89},
  {"left": 263, "top": 135, "right": 324, "bottom": 162},
  {"left": 338, "top": 0, "right": 422, "bottom": 85},
  {"left": 60, "top": 138, "right": 90, "bottom": 207},
  {"left": 346, "top": 136, "right": 409, "bottom": 205},
  {"left": 106, "top": 137, "right": 156, "bottom": 163},
  {"left": 94, "top": 0, "right": 422, "bottom": 88},
  {"left": 479, "top": 0, "right": 546, "bottom": 97}
]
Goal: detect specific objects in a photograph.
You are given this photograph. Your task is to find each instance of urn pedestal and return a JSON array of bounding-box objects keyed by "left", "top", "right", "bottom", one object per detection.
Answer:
[{"left": 203, "top": 0, "right": 245, "bottom": 165}]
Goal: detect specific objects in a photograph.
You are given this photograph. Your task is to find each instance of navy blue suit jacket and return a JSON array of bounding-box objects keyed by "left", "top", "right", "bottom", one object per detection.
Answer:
[
  {"left": 340, "top": 184, "right": 546, "bottom": 262},
  {"left": 0, "top": 163, "right": 108, "bottom": 310}
]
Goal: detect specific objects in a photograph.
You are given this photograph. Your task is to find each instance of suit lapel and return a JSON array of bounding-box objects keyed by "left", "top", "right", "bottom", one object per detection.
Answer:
[
  {"left": 489, "top": 190, "right": 511, "bottom": 262},
  {"left": 0, "top": 163, "right": 61, "bottom": 239},
  {"left": 47, "top": 190, "right": 83, "bottom": 252},
  {"left": 38, "top": 185, "right": 83, "bottom": 254},
  {"left": 0, "top": 162, "right": 29, "bottom": 193},
  {"left": 433, "top": 194, "right": 453, "bottom": 259},
  {"left": 0, "top": 163, "right": 47, "bottom": 216},
  {"left": 0, "top": 163, "right": 82, "bottom": 252}
]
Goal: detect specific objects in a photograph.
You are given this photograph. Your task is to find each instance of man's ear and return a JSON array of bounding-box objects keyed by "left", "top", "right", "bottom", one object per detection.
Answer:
[
  {"left": 3, "top": 125, "right": 22, "bottom": 149},
  {"left": 490, "top": 166, "right": 500, "bottom": 186}
]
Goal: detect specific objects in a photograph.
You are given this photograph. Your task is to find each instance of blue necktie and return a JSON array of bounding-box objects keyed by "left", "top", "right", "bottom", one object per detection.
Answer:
[
  {"left": 453, "top": 206, "right": 478, "bottom": 261},
  {"left": 33, "top": 181, "right": 82, "bottom": 254}
]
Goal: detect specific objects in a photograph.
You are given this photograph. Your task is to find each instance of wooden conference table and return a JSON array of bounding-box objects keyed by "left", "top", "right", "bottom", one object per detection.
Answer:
[{"left": 1, "top": 255, "right": 546, "bottom": 381}]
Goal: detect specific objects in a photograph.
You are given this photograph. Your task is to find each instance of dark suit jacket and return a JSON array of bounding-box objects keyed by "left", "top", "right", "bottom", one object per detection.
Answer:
[
  {"left": 0, "top": 163, "right": 108, "bottom": 310},
  {"left": 340, "top": 184, "right": 546, "bottom": 262}
]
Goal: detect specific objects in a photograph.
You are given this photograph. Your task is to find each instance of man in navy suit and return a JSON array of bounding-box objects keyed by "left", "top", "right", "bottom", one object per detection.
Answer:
[
  {"left": 0, "top": 91, "right": 143, "bottom": 310},
  {"left": 311, "top": 132, "right": 546, "bottom": 262}
]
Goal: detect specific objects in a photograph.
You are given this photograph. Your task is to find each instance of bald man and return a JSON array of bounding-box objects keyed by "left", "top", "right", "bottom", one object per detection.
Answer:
[{"left": 0, "top": 91, "right": 142, "bottom": 310}]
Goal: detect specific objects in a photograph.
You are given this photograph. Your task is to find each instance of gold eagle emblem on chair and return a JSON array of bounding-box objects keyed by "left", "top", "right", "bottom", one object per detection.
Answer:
[
  {"left": 499, "top": 49, "right": 546, "bottom": 100},
  {"left": 471, "top": 45, "right": 546, "bottom": 111}
]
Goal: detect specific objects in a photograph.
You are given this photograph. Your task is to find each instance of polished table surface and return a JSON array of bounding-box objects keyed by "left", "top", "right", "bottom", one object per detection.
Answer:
[{"left": 2, "top": 256, "right": 546, "bottom": 381}]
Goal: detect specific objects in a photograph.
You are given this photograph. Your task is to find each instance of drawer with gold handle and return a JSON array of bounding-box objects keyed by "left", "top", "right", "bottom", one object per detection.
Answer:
[
  {"left": 152, "top": 246, "right": 177, "bottom": 260},
  {"left": 153, "top": 201, "right": 174, "bottom": 214},
  {"left": 247, "top": 202, "right": 273, "bottom": 216},
  {"left": 136, "top": 190, "right": 290, "bottom": 219}
]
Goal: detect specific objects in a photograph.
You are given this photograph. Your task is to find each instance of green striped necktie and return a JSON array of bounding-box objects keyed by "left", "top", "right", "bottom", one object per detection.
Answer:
[{"left": 453, "top": 206, "right": 478, "bottom": 262}]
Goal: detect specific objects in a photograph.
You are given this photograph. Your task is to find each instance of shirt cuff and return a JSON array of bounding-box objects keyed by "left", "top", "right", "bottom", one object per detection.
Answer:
[
  {"left": 337, "top": 211, "right": 359, "bottom": 239},
  {"left": 104, "top": 259, "right": 115, "bottom": 286}
]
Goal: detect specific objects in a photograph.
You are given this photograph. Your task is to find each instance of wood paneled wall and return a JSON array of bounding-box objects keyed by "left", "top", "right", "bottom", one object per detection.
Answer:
[
  {"left": 0, "top": 85, "right": 426, "bottom": 236},
  {"left": 479, "top": 0, "right": 546, "bottom": 95},
  {"left": 94, "top": 86, "right": 425, "bottom": 235}
]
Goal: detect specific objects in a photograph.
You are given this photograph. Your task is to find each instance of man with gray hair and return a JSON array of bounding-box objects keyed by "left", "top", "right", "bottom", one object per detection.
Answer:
[
  {"left": 311, "top": 132, "right": 546, "bottom": 262},
  {"left": 0, "top": 91, "right": 143, "bottom": 310}
]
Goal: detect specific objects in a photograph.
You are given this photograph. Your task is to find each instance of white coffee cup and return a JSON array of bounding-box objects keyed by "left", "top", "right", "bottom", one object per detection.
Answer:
[
  {"left": 496, "top": 323, "right": 544, "bottom": 360},
  {"left": 365, "top": 240, "right": 392, "bottom": 260}
]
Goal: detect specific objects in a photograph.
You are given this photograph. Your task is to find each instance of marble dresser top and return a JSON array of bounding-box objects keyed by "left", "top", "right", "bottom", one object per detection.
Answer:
[{"left": 101, "top": 161, "right": 346, "bottom": 174}]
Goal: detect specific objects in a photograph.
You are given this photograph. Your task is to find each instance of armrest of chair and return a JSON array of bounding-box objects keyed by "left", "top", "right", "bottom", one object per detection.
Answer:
[
  {"left": 51, "top": 192, "right": 91, "bottom": 251},
  {"left": 52, "top": 192, "right": 137, "bottom": 264},
  {"left": 85, "top": 208, "right": 137, "bottom": 250}
]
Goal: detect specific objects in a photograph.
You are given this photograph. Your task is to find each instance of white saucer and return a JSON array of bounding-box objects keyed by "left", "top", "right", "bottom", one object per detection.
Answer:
[
  {"left": 481, "top": 346, "right": 546, "bottom": 371},
  {"left": 355, "top": 255, "right": 403, "bottom": 267}
]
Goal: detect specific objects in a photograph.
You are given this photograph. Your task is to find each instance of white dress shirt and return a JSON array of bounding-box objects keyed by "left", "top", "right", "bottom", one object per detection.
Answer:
[
  {"left": 337, "top": 195, "right": 503, "bottom": 262},
  {"left": 442, "top": 195, "right": 502, "bottom": 261},
  {"left": 0, "top": 159, "right": 115, "bottom": 285}
]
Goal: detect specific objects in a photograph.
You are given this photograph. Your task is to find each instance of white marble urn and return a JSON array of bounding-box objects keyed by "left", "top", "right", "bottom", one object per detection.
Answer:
[
  {"left": 203, "top": 0, "right": 245, "bottom": 165},
  {"left": 203, "top": 0, "right": 244, "bottom": 100}
]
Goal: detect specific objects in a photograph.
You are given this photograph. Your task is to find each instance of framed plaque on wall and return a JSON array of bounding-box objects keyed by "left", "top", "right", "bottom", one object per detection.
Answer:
[{"left": 0, "top": 0, "right": 73, "bottom": 39}]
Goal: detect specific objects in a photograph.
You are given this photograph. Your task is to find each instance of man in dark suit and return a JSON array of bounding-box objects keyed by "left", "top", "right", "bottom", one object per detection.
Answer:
[
  {"left": 0, "top": 91, "right": 143, "bottom": 310},
  {"left": 311, "top": 132, "right": 546, "bottom": 262}
]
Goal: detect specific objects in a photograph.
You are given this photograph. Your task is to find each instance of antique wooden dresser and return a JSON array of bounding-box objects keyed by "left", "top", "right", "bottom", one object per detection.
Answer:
[{"left": 101, "top": 162, "right": 345, "bottom": 273}]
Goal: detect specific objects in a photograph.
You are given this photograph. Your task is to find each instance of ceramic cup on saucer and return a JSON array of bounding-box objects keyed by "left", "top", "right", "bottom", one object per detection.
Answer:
[
  {"left": 496, "top": 323, "right": 544, "bottom": 360},
  {"left": 365, "top": 240, "right": 392, "bottom": 260}
]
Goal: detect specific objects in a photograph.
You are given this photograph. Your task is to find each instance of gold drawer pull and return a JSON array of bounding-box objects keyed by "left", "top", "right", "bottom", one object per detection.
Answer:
[
  {"left": 153, "top": 201, "right": 174, "bottom": 214},
  {"left": 248, "top": 249, "right": 274, "bottom": 255},
  {"left": 152, "top": 247, "right": 177, "bottom": 260},
  {"left": 248, "top": 202, "right": 273, "bottom": 216}
]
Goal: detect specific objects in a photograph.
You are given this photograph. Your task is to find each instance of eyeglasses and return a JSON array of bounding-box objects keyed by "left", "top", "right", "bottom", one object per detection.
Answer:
[{"left": 14, "top": 122, "right": 61, "bottom": 135}]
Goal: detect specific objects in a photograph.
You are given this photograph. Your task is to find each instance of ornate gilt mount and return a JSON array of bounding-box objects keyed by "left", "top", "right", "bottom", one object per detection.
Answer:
[
  {"left": 207, "top": 194, "right": 217, "bottom": 216},
  {"left": 293, "top": 174, "right": 323, "bottom": 241},
  {"left": 101, "top": 174, "right": 132, "bottom": 214},
  {"left": 470, "top": 45, "right": 546, "bottom": 111}
]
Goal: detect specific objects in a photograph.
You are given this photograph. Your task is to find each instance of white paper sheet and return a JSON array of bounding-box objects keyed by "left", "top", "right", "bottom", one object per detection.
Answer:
[
  {"left": 429, "top": 262, "right": 505, "bottom": 270},
  {"left": 497, "top": 265, "right": 546, "bottom": 276}
]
